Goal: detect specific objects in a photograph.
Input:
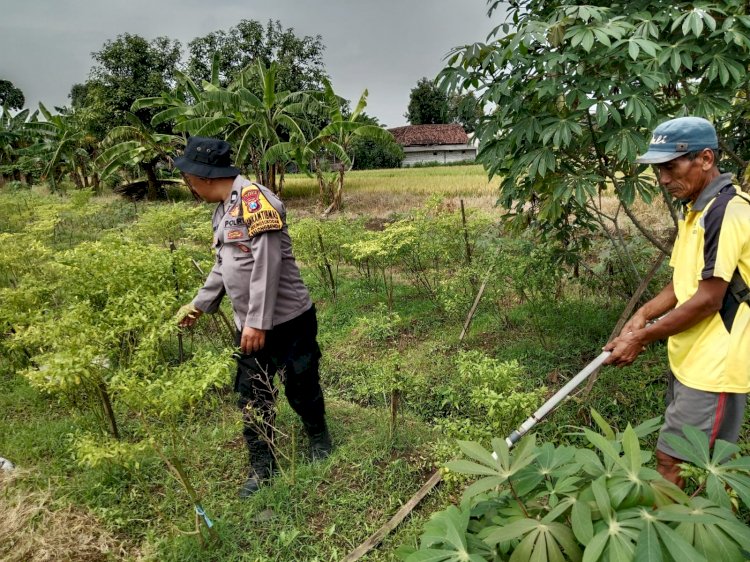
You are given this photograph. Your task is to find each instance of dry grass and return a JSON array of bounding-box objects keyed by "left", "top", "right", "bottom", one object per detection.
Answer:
[
  {"left": 0, "top": 470, "right": 134, "bottom": 562},
  {"left": 282, "top": 164, "right": 499, "bottom": 218}
]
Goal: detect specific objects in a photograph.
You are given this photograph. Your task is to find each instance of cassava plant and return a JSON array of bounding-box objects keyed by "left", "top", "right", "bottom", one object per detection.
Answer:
[
  {"left": 402, "top": 411, "right": 750, "bottom": 561},
  {"left": 439, "top": 0, "right": 750, "bottom": 289}
]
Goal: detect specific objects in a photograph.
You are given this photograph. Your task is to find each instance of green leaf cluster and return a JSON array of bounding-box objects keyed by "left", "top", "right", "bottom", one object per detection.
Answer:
[
  {"left": 1, "top": 192, "right": 230, "bottom": 432},
  {"left": 404, "top": 412, "right": 750, "bottom": 561},
  {"left": 440, "top": 0, "right": 750, "bottom": 257}
]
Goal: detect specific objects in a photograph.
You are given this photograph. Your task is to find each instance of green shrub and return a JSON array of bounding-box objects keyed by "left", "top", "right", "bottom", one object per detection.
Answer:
[
  {"left": 350, "top": 134, "right": 404, "bottom": 170},
  {"left": 433, "top": 351, "right": 544, "bottom": 442},
  {"left": 354, "top": 303, "right": 401, "bottom": 342},
  {"left": 288, "top": 217, "right": 363, "bottom": 298}
]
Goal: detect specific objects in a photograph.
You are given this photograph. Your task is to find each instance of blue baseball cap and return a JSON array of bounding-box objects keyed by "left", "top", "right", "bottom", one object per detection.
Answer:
[{"left": 636, "top": 117, "right": 718, "bottom": 164}]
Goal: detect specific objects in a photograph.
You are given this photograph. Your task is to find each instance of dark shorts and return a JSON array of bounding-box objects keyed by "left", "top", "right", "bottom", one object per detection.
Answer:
[{"left": 657, "top": 371, "right": 747, "bottom": 460}]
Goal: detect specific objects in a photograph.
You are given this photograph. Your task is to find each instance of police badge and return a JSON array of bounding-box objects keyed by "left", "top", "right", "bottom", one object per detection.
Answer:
[{"left": 242, "top": 189, "right": 262, "bottom": 213}]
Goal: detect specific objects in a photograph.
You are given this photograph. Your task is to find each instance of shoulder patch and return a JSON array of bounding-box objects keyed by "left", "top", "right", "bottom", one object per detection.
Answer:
[{"left": 240, "top": 185, "right": 283, "bottom": 236}]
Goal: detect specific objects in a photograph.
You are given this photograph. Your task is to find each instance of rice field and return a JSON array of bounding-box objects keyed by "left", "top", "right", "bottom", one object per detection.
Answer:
[{"left": 281, "top": 164, "right": 500, "bottom": 217}]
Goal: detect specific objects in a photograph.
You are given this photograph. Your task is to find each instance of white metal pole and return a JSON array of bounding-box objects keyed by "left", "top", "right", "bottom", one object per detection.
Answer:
[{"left": 504, "top": 350, "right": 611, "bottom": 448}]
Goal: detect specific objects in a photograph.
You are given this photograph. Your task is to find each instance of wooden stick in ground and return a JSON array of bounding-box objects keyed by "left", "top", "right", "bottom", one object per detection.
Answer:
[
  {"left": 316, "top": 227, "right": 336, "bottom": 299},
  {"left": 460, "top": 199, "right": 472, "bottom": 266},
  {"left": 460, "top": 199, "right": 479, "bottom": 293},
  {"left": 169, "top": 241, "right": 184, "bottom": 363},
  {"left": 343, "top": 470, "right": 443, "bottom": 562},
  {"left": 459, "top": 267, "right": 493, "bottom": 343}
]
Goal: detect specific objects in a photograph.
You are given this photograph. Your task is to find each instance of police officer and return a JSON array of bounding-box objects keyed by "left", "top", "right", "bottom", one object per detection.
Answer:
[{"left": 175, "top": 136, "right": 332, "bottom": 497}]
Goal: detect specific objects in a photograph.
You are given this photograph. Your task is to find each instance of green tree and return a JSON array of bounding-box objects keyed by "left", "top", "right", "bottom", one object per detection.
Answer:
[
  {"left": 186, "top": 19, "right": 327, "bottom": 93},
  {"left": 265, "top": 78, "right": 393, "bottom": 211},
  {"left": 26, "top": 104, "right": 99, "bottom": 192},
  {"left": 350, "top": 134, "right": 404, "bottom": 170},
  {"left": 405, "top": 77, "right": 450, "bottom": 125},
  {"left": 316, "top": 80, "right": 396, "bottom": 211},
  {"left": 448, "top": 92, "right": 483, "bottom": 134},
  {"left": 0, "top": 80, "right": 25, "bottom": 110},
  {"left": 349, "top": 113, "right": 403, "bottom": 169},
  {"left": 439, "top": 0, "right": 750, "bottom": 290},
  {"left": 70, "top": 33, "right": 182, "bottom": 134},
  {"left": 231, "top": 62, "right": 312, "bottom": 192},
  {"left": 136, "top": 59, "right": 312, "bottom": 193}
]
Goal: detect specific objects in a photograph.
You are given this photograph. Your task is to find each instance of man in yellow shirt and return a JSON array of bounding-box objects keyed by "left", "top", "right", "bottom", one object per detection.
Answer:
[{"left": 605, "top": 117, "right": 750, "bottom": 488}]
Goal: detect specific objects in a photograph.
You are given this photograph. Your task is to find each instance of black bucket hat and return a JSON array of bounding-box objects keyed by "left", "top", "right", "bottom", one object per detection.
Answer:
[{"left": 174, "top": 136, "right": 241, "bottom": 178}]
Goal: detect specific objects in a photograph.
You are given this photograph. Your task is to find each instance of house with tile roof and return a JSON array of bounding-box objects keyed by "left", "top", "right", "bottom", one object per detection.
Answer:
[{"left": 387, "top": 124, "right": 477, "bottom": 167}]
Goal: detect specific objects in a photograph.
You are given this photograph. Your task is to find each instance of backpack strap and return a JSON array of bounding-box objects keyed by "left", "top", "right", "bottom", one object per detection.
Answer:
[
  {"left": 728, "top": 190, "right": 750, "bottom": 305},
  {"left": 729, "top": 269, "right": 750, "bottom": 305}
]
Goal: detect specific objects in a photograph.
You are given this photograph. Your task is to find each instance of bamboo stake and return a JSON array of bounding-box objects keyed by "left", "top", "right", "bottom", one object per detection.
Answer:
[{"left": 459, "top": 267, "right": 493, "bottom": 342}]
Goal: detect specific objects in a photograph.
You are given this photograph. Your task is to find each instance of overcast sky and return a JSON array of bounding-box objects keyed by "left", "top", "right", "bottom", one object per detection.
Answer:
[{"left": 0, "top": 0, "right": 505, "bottom": 127}]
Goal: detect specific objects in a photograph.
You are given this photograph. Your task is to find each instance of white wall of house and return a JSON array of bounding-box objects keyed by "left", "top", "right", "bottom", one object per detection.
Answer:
[{"left": 401, "top": 144, "right": 477, "bottom": 167}]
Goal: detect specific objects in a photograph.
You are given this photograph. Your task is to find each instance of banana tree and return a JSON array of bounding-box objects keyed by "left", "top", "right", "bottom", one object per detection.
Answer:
[
  {"left": 134, "top": 64, "right": 233, "bottom": 137},
  {"left": 229, "top": 61, "right": 312, "bottom": 192},
  {"left": 0, "top": 105, "right": 38, "bottom": 186},
  {"left": 25, "top": 103, "right": 97, "bottom": 192},
  {"left": 306, "top": 79, "right": 395, "bottom": 212},
  {"left": 135, "top": 58, "right": 312, "bottom": 193},
  {"left": 98, "top": 112, "right": 183, "bottom": 200}
]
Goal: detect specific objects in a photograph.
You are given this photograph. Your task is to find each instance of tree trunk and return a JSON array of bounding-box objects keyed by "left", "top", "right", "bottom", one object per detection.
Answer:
[
  {"left": 315, "top": 161, "right": 326, "bottom": 207},
  {"left": 252, "top": 157, "right": 263, "bottom": 185},
  {"left": 278, "top": 164, "right": 285, "bottom": 196},
  {"left": 71, "top": 171, "right": 83, "bottom": 189},
  {"left": 269, "top": 163, "right": 277, "bottom": 192},
  {"left": 332, "top": 169, "right": 345, "bottom": 212},
  {"left": 144, "top": 161, "right": 160, "bottom": 201},
  {"left": 97, "top": 381, "right": 120, "bottom": 439},
  {"left": 91, "top": 172, "right": 100, "bottom": 195}
]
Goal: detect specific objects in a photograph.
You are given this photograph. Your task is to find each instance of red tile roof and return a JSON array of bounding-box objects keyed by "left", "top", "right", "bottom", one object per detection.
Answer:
[{"left": 388, "top": 124, "right": 469, "bottom": 146}]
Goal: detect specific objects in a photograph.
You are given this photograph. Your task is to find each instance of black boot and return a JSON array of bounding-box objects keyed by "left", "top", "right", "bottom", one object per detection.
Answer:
[
  {"left": 239, "top": 441, "right": 276, "bottom": 498},
  {"left": 307, "top": 424, "right": 333, "bottom": 461}
]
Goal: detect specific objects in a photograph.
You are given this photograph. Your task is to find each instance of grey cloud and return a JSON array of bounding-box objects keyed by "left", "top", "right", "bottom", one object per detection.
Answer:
[{"left": 0, "top": 0, "right": 500, "bottom": 126}]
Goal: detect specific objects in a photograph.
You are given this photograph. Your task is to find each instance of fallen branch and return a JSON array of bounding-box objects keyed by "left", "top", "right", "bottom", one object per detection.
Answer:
[{"left": 343, "top": 470, "right": 443, "bottom": 562}]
